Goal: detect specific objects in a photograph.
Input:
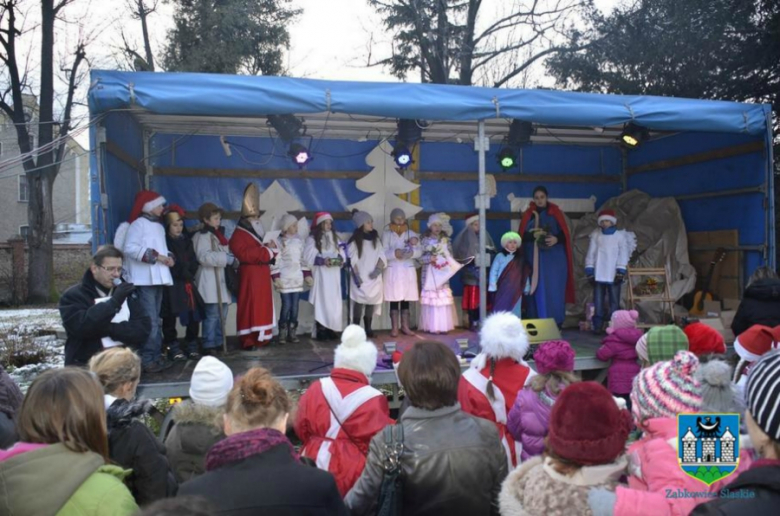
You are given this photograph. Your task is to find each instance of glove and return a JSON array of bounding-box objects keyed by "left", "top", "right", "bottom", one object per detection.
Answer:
[
  {"left": 227, "top": 253, "right": 237, "bottom": 266},
  {"left": 587, "top": 488, "right": 616, "bottom": 516},
  {"left": 304, "top": 276, "right": 314, "bottom": 287},
  {"left": 314, "top": 256, "right": 326, "bottom": 266},
  {"left": 273, "top": 278, "right": 283, "bottom": 290},
  {"left": 614, "top": 271, "right": 625, "bottom": 284},
  {"left": 368, "top": 266, "right": 383, "bottom": 280},
  {"left": 111, "top": 282, "right": 135, "bottom": 305}
]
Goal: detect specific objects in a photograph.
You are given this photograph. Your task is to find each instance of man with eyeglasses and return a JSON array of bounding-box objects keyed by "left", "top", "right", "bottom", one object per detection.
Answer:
[{"left": 59, "top": 245, "right": 151, "bottom": 366}]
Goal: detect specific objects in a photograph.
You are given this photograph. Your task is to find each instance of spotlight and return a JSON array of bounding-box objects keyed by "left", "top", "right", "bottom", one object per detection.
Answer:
[
  {"left": 267, "top": 114, "right": 306, "bottom": 141},
  {"left": 508, "top": 120, "right": 535, "bottom": 146},
  {"left": 288, "top": 143, "right": 312, "bottom": 168},
  {"left": 392, "top": 144, "right": 413, "bottom": 169},
  {"left": 497, "top": 148, "right": 516, "bottom": 171},
  {"left": 619, "top": 122, "right": 649, "bottom": 148}
]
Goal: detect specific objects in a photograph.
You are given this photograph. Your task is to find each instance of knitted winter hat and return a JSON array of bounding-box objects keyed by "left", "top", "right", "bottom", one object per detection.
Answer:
[
  {"left": 547, "top": 382, "right": 631, "bottom": 465},
  {"left": 734, "top": 324, "right": 776, "bottom": 362},
  {"left": 597, "top": 209, "right": 617, "bottom": 225},
  {"left": 533, "top": 340, "right": 575, "bottom": 375},
  {"left": 746, "top": 350, "right": 780, "bottom": 442},
  {"left": 631, "top": 350, "right": 702, "bottom": 422},
  {"left": 351, "top": 210, "right": 373, "bottom": 229},
  {"left": 197, "top": 202, "right": 223, "bottom": 223},
  {"left": 313, "top": 211, "right": 333, "bottom": 228},
  {"left": 684, "top": 322, "right": 726, "bottom": 357},
  {"left": 389, "top": 208, "right": 406, "bottom": 222},
  {"left": 607, "top": 310, "right": 639, "bottom": 335},
  {"left": 427, "top": 212, "right": 453, "bottom": 236},
  {"left": 129, "top": 190, "right": 166, "bottom": 222},
  {"left": 695, "top": 358, "right": 738, "bottom": 413},
  {"left": 189, "top": 356, "right": 234, "bottom": 407},
  {"left": 636, "top": 332, "right": 649, "bottom": 363},
  {"left": 280, "top": 214, "right": 298, "bottom": 233},
  {"left": 334, "top": 324, "right": 378, "bottom": 378},
  {"left": 646, "top": 325, "right": 689, "bottom": 364},
  {"left": 500, "top": 231, "right": 522, "bottom": 249},
  {"left": 473, "top": 311, "right": 529, "bottom": 370}
]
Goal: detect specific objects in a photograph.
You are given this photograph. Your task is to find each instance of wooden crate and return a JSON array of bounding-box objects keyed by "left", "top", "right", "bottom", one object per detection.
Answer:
[{"left": 687, "top": 230, "right": 740, "bottom": 300}]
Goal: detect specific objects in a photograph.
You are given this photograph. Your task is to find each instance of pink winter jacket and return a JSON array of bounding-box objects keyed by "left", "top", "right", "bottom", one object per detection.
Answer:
[
  {"left": 506, "top": 386, "right": 558, "bottom": 462},
  {"left": 614, "top": 417, "right": 753, "bottom": 516},
  {"left": 596, "top": 328, "right": 643, "bottom": 395}
]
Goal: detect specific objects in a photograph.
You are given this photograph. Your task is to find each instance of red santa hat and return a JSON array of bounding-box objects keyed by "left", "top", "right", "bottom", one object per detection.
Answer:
[
  {"left": 597, "top": 209, "right": 617, "bottom": 225},
  {"left": 312, "top": 211, "right": 333, "bottom": 229},
  {"left": 129, "top": 190, "right": 166, "bottom": 222},
  {"left": 465, "top": 212, "right": 480, "bottom": 227},
  {"left": 734, "top": 324, "right": 777, "bottom": 363}
]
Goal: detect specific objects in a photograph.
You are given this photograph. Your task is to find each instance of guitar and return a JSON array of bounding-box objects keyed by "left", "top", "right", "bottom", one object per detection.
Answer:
[{"left": 689, "top": 248, "right": 727, "bottom": 316}]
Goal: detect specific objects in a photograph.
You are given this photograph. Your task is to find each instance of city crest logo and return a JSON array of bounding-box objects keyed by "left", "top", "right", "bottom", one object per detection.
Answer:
[{"left": 677, "top": 413, "right": 740, "bottom": 486}]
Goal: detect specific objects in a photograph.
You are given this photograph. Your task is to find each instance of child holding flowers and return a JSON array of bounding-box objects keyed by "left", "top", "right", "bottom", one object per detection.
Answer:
[{"left": 419, "top": 213, "right": 459, "bottom": 333}]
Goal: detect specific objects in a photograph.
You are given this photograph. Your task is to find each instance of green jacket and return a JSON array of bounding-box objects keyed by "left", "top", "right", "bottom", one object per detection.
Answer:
[{"left": 0, "top": 442, "right": 138, "bottom": 516}]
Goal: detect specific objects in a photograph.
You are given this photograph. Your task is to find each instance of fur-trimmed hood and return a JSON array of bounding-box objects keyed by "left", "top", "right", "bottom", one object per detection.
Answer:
[
  {"left": 473, "top": 312, "right": 530, "bottom": 370},
  {"left": 171, "top": 400, "right": 224, "bottom": 429},
  {"left": 106, "top": 398, "right": 152, "bottom": 431}
]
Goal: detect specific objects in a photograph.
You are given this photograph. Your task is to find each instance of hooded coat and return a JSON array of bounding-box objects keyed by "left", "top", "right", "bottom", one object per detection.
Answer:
[
  {"left": 731, "top": 278, "right": 780, "bottom": 336},
  {"left": 691, "top": 459, "right": 780, "bottom": 516},
  {"left": 506, "top": 386, "right": 559, "bottom": 462},
  {"left": 596, "top": 327, "right": 643, "bottom": 395},
  {"left": 106, "top": 398, "right": 178, "bottom": 505},
  {"left": 0, "top": 442, "right": 138, "bottom": 515},
  {"left": 164, "top": 400, "right": 226, "bottom": 483}
]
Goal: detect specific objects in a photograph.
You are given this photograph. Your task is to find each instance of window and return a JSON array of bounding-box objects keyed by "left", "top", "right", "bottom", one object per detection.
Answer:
[
  {"left": 18, "top": 174, "right": 29, "bottom": 202},
  {"left": 19, "top": 225, "right": 29, "bottom": 240}
]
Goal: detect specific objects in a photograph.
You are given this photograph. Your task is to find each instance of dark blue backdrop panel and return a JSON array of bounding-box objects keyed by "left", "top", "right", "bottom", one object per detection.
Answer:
[
  {"left": 104, "top": 154, "right": 142, "bottom": 242},
  {"left": 106, "top": 112, "right": 144, "bottom": 161},
  {"left": 628, "top": 132, "right": 762, "bottom": 168}
]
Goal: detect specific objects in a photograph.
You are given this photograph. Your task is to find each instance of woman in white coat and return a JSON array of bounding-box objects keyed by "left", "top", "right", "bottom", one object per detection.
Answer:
[
  {"left": 382, "top": 208, "right": 421, "bottom": 336},
  {"left": 304, "top": 212, "right": 345, "bottom": 341},
  {"left": 192, "top": 203, "right": 236, "bottom": 354},
  {"left": 347, "top": 210, "right": 387, "bottom": 338}
]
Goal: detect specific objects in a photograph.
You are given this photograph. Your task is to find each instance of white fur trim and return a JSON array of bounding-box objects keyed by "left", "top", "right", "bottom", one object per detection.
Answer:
[
  {"left": 598, "top": 214, "right": 617, "bottom": 224},
  {"left": 734, "top": 337, "right": 762, "bottom": 363},
  {"left": 334, "top": 324, "right": 378, "bottom": 378},
  {"left": 142, "top": 196, "right": 166, "bottom": 213},
  {"left": 465, "top": 214, "right": 479, "bottom": 226},
  {"left": 478, "top": 312, "right": 529, "bottom": 361},
  {"left": 315, "top": 213, "right": 333, "bottom": 227}
]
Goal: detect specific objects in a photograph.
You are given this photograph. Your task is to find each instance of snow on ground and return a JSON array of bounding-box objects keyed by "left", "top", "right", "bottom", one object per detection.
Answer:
[{"left": 0, "top": 308, "right": 65, "bottom": 392}]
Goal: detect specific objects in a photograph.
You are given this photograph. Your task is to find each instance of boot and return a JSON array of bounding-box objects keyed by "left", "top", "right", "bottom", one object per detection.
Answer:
[
  {"left": 469, "top": 309, "right": 480, "bottom": 332},
  {"left": 363, "top": 316, "right": 375, "bottom": 338},
  {"left": 390, "top": 309, "right": 400, "bottom": 337},
  {"left": 352, "top": 303, "right": 363, "bottom": 326},
  {"left": 288, "top": 322, "right": 300, "bottom": 343},
  {"left": 401, "top": 309, "right": 415, "bottom": 336},
  {"left": 314, "top": 322, "right": 329, "bottom": 341}
]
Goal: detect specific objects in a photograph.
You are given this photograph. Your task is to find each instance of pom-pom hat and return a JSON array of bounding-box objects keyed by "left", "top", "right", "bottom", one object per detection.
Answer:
[
  {"left": 533, "top": 340, "right": 575, "bottom": 374},
  {"left": 334, "top": 324, "right": 378, "bottom": 378},
  {"left": 607, "top": 310, "right": 639, "bottom": 334},
  {"left": 597, "top": 209, "right": 617, "bottom": 225},
  {"left": 631, "top": 350, "right": 702, "bottom": 422},
  {"left": 746, "top": 350, "right": 780, "bottom": 442},
  {"left": 129, "top": 190, "right": 166, "bottom": 222},
  {"left": 547, "top": 382, "right": 631, "bottom": 465},
  {"left": 684, "top": 322, "right": 726, "bottom": 357},
  {"left": 189, "top": 356, "right": 234, "bottom": 407},
  {"left": 472, "top": 312, "right": 529, "bottom": 370}
]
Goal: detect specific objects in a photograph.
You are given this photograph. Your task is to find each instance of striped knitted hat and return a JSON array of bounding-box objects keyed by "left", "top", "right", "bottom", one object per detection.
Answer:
[
  {"left": 746, "top": 350, "right": 780, "bottom": 442},
  {"left": 631, "top": 350, "right": 703, "bottom": 423}
]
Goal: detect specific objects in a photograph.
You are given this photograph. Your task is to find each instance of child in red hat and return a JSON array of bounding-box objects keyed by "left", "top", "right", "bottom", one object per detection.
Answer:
[
  {"left": 585, "top": 209, "right": 637, "bottom": 335},
  {"left": 683, "top": 322, "right": 726, "bottom": 358}
]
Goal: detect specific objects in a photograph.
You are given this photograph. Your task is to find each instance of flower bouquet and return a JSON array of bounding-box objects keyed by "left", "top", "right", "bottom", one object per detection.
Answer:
[{"left": 633, "top": 277, "right": 665, "bottom": 296}]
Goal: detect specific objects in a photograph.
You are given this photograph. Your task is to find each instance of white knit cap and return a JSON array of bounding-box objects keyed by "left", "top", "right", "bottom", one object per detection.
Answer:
[
  {"left": 334, "top": 324, "right": 378, "bottom": 378},
  {"left": 189, "top": 356, "right": 234, "bottom": 407},
  {"left": 281, "top": 214, "right": 298, "bottom": 232}
]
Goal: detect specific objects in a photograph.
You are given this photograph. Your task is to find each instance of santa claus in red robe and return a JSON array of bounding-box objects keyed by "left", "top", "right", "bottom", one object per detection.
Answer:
[
  {"left": 294, "top": 324, "right": 392, "bottom": 496},
  {"left": 458, "top": 311, "right": 536, "bottom": 469},
  {"left": 228, "top": 184, "right": 279, "bottom": 348}
]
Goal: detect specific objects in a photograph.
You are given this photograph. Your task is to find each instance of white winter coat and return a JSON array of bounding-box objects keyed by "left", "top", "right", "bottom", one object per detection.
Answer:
[
  {"left": 585, "top": 229, "right": 637, "bottom": 283},
  {"left": 123, "top": 216, "right": 173, "bottom": 286},
  {"left": 382, "top": 228, "right": 421, "bottom": 302},
  {"left": 348, "top": 238, "right": 387, "bottom": 306},
  {"left": 271, "top": 235, "right": 309, "bottom": 293},
  {"left": 192, "top": 230, "right": 232, "bottom": 304}
]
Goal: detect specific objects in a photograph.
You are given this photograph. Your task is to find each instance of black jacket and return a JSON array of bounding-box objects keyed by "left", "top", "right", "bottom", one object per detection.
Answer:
[
  {"left": 179, "top": 443, "right": 347, "bottom": 516},
  {"left": 107, "top": 398, "right": 177, "bottom": 506},
  {"left": 691, "top": 462, "right": 780, "bottom": 516},
  {"left": 59, "top": 269, "right": 151, "bottom": 366},
  {"left": 731, "top": 278, "right": 780, "bottom": 336},
  {"left": 163, "top": 233, "right": 204, "bottom": 317}
]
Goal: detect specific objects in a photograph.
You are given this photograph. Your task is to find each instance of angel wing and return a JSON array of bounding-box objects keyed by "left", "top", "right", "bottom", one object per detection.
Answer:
[{"left": 297, "top": 216, "right": 310, "bottom": 240}]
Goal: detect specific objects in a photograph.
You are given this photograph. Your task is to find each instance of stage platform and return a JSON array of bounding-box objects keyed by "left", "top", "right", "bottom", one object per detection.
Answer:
[{"left": 137, "top": 328, "right": 609, "bottom": 400}]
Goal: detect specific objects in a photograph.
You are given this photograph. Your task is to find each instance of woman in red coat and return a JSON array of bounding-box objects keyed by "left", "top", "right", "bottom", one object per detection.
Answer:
[
  {"left": 228, "top": 184, "right": 278, "bottom": 348},
  {"left": 458, "top": 311, "right": 536, "bottom": 469},
  {"left": 295, "top": 325, "right": 392, "bottom": 496}
]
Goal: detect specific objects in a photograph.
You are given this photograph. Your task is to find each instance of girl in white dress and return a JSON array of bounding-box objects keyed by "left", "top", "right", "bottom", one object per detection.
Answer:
[
  {"left": 347, "top": 210, "right": 387, "bottom": 338},
  {"left": 382, "top": 208, "right": 421, "bottom": 337},
  {"left": 304, "top": 212, "right": 345, "bottom": 341},
  {"left": 419, "top": 213, "right": 459, "bottom": 333}
]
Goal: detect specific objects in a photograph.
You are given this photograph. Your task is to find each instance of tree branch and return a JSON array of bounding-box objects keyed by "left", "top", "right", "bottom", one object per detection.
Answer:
[{"left": 493, "top": 43, "right": 588, "bottom": 88}]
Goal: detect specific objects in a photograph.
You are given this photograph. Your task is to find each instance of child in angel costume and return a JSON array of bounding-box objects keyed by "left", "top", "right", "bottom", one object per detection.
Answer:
[
  {"left": 382, "top": 208, "right": 421, "bottom": 337},
  {"left": 271, "top": 214, "right": 313, "bottom": 344},
  {"left": 585, "top": 209, "right": 637, "bottom": 335},
  {"left": 488, "top": 231, "right": 526, "bottom": 317},
  {"left": 453, "top": 213, "right": 496, "bottom": 331},
  {"left": 419, "top": 213, "right": 460, "bottom": 334},
  {"left": 347, "top": 210, "right": 387, "bottom": 338},
  {"left": 304, "top": 212, "right": 345, "bottom": 341}
]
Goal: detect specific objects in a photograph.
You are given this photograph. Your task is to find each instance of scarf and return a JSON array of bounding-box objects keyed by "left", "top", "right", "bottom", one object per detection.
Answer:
[
  {"left": 206, "top": 427, "right": 298, "bottom": 471},
  {"left": 389, "top": 223, "right": 409, "bottom": 236},
  {"left": 203, "top": 225, "right": 229, "bottom": 246},
  {"left": 141, "top": 213, "right": 162, "bottom": 224}
]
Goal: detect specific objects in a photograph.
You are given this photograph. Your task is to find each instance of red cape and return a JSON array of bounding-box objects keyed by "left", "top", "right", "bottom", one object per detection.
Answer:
[{"left": 518, "top": 201, "right": 575, "bottom": 304}]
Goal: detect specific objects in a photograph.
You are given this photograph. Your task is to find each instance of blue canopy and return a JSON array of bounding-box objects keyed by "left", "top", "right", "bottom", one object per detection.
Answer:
[{"left": 89, "top": 70, "right": 771, "bottom": 135}]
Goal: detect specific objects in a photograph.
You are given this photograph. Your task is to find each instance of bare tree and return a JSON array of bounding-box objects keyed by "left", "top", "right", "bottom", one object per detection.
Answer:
[
  {"left": 367, "top": 0, "right": 594, "bottom": 86},
  {"left": 124, "top": 0, "right": 158, "bottom": 71},
  {"left": 0, "top": 0, "right": 88, "bottom": 303}
]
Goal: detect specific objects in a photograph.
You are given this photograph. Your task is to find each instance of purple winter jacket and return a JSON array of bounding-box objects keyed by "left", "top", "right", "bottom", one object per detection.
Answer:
[
  {"left": 506, "top": 386, "right": 558, "bottom": 462},
  {"left": 596, "top": 327, "right": 643, "bottom": 395}
]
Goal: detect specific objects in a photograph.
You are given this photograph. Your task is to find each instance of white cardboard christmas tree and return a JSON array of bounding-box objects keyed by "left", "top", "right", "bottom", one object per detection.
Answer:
[
  {"left": 347, "top": 140, "right": 422, "bottom": 231},
  {"left": 259, "top": 180, "right": 304, "bottom": 232}
]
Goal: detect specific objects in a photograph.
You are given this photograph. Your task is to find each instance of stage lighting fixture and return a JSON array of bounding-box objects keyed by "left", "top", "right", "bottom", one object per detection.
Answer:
[
  {"left": 392, "top": 144, "right": 413, "bottom": 169},
  {"left": 397, "top": 119, "right": 425, "bottom": 145},
  {"left": 497, "top": 148, "right": 516, "bottom": 170},
  {"left": 267, "top": 114, "right": 306, "bottom": 141},
  {"left": 288, "top": 143, "right": 312, "bottom": 168},
  {"left": 508, "top": 120, "right": 535, "bottom": 146},
  {"left": 619, "top": 122, "right": 649, "bottom": 148}
]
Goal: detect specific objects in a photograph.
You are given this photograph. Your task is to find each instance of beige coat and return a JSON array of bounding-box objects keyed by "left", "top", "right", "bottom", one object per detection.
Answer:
[{"left": 192, "top": 230, "right": 232, "bottom": 304}]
